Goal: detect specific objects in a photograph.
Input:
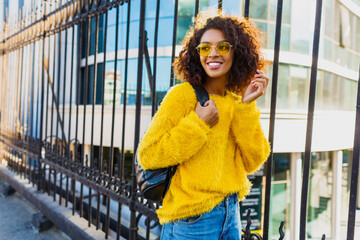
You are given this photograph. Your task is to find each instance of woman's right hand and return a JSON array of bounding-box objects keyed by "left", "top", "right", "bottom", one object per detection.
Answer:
[{"left": 195, "top": 100, "right": 219, "bottom": 127}]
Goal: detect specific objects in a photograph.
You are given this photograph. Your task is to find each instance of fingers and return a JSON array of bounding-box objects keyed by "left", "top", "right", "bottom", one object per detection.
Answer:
[
  {"left": 252, "top": 69, "right": 269, "bottom": 95},
  {"left": 251, "top": 79, "right": 266, "bottom": 95},
  {"left": 195, "top": 100, "right": 218, "bottom": 127}
]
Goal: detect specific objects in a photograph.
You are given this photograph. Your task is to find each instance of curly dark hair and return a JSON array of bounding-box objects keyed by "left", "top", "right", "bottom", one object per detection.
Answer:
[{"left": 174, "top": 12, "right": 264, "bottom": 93}]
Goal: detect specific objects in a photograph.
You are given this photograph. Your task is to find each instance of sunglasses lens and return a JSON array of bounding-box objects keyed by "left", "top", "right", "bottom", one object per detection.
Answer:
[
  {"left": 216, "top": 42, "right": 231, "bottom": 55},
  {"left": 198, "top": 43, "right": 211, "bottom": 56}
]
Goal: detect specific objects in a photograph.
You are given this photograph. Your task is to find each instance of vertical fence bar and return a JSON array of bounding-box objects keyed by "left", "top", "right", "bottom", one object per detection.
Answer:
[
  {"left": 299, "top": 0, "right": 323, "bottom": 239},
  {"left": 131, "top": 0, "right": 146, "bottom": 239},
  {"left": 244, "top": 0, "right": 250, "bottom": 18},
  {"left": 169, "top": 0, "right": 178, "bottom": 88},
  {"left": 151, "top": 0, "right": 160, "bottom": 116},
  {"left": 54, "top": 26, "right": 62, "bottom": 202},
  {"left": 263, "top": 0, "right": 283, "bottom": 239},
  {"left": 18, "top": 40, "right": 24, "bottom": 143},
  {"left": 97, "top": 7, "right": 108, "bottom": 230},
  {"left": 28, "top": 41, "right": 35, "bottom": 183},
  {"left": 195, "top": 0, "right": 200, "bottom": 17},
  {"left": 117, "top": 1, "right": 131, "bottom": 239},
  {"left": 60, "top": 26, "right": 68, "bottom": 205},
  {"left": 89, "top": 11, "right": 100, "bottom": 227},
  {"left": 23, "top": 43, "right": 30, "bottom": 179},
  {"left": 346, "top": 66, "right": 360, "bottom": 240},
  {"left": 29, "top": 40, "right": 36, "bottom": 184},
  {"left": 50, "top": 30, "right": 57, "bottom": 153},
  {"left": 80, "top": 14, "right": 91, "bottom": 219},
  {"left": 218, "top": 0, "right": 222, "bottom": 12},
  {"left": 38, "top": 6, "right": 47, "bottom": 191},
  {"left": 105, "top": 3, "right": 120, "bottom": 238},
  {"left": 18, "top": 42, "right": 24, "bottom": 178},
  {"left": 49, "top": 30, "right": 58, "bottom": 198},
  {"left": 66, "top": 23, "right": 76, "bottom": 208},
  {"left": 74, "top": 19, "right": 83, "bottom": 216},
  {"left": 35, "top": 39, "right": 41, "bottom": 188},
  {"left": 15, "top": 46, "right": 21, "bottom": 140},
  {"left": 44, "top": 32, "right": 51, "bottom": 155}
]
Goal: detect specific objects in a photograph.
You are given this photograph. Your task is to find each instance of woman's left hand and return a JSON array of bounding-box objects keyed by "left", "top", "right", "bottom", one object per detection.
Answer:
[{"left": 242, "top": 69, "right": 269, "bottom": 103}]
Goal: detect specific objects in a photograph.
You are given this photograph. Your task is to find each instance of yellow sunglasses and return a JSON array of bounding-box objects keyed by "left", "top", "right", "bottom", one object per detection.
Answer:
[{"left": 196, "top": 41, "right": 233, "bottom": 57}]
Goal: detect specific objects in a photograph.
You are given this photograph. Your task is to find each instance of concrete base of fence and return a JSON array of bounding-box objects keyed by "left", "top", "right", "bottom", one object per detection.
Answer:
[
  {"left": 0, "top": 182, "right": 15, "bottom": 197},
  {"left": 32, "top": 213, "right": 54, "bottom": 232},
  {"left": 0, "top": 164, "right": 115, "bottom": 240}
]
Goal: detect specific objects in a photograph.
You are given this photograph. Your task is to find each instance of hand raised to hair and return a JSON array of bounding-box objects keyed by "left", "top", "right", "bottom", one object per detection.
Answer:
[
  {"left": 195, "top": 100, "right": 219, "bottom": 127},
  {"left": 242, "top": 69, "right": 269, "bottom": 104}
]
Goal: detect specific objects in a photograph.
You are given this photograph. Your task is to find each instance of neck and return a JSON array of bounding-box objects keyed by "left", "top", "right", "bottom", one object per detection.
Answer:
[{"left": 204, "top": 75, "right": 227, "bottom": 96}]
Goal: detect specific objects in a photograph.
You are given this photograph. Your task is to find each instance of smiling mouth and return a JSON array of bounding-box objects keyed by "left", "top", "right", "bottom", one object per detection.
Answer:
[
  {"left": 207, "top": 62, "right": 223, "bottom": 69},
  {"left": 207, "top": 62, "right": 223, "bottom": 66}
]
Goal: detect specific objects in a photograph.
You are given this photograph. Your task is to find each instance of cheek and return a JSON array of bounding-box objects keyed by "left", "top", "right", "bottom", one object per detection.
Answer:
[
  {"left": 226, "top": 56, "right": 234, "bottom": 70},
  {"left": 200, "top": 57, "right": 207, "bottom": 69}
]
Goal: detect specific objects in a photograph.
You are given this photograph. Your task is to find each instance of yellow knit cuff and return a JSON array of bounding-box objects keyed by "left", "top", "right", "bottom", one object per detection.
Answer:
[{"left": 234, "top": 100, "right": 259, "bottom": 118}]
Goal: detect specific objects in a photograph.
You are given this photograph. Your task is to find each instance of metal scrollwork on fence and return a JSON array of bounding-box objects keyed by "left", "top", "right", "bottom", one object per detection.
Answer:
[{"left": 241, "top": 209, "right": 286, "bottom": 240}]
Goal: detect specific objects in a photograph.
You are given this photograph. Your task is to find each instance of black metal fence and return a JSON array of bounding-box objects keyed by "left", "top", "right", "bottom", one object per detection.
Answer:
[{"left": 0, "top": 0, "right": 359, "bottom": 239}]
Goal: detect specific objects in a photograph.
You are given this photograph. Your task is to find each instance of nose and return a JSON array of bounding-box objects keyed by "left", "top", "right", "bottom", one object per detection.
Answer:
[{"left": 208, "top": 45, "right": 219, "bottom": 57}]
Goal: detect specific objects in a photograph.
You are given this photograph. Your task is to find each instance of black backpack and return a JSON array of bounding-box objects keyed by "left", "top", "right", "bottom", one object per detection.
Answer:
[{"left": 135, "top": 84, "right": 209, "bottom": 202}]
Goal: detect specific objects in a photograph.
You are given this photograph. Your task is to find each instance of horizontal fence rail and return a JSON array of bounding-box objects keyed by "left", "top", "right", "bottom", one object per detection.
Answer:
[{"left": 0, "top": 0, "right": 359, "bottom": 240}]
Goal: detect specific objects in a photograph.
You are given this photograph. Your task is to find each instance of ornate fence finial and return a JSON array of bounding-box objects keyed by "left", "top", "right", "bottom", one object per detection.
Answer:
[
  {"left": 278, "top": 221, "right": 285, "bottom": 240},
  {"left": 242, "top": 209, "right": 262, "bottom": 240}
]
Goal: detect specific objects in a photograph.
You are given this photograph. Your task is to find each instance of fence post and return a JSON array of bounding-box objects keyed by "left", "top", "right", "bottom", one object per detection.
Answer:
[
  {"left": 299, "top": 0, "right": 323, "bottom": 238},
  {"left": 131, "top": 0, "right": 147, "bottom": 239},
  {"left": 346, "top": 66, "right": 360, "bottom": 240}
]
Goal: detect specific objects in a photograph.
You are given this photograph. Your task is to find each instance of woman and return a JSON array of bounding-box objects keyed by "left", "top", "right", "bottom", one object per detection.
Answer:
[{"left": 138, "top": 12, "right": 270, "bottom": 240}]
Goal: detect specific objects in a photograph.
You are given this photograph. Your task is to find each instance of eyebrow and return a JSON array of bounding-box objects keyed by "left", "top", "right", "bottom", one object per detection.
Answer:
[{"left": 200, "top": 40, "right": 228, "bottom": 44}]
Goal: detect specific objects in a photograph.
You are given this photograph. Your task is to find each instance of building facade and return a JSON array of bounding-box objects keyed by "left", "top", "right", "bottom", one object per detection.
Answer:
[{"left": 1, "top": 0, "right": 360, "bottom": 239}]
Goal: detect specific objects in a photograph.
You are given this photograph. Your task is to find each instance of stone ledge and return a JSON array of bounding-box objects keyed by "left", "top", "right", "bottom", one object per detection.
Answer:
[{"left": 0, "top": 164, "right": 115, "bottom": 240}]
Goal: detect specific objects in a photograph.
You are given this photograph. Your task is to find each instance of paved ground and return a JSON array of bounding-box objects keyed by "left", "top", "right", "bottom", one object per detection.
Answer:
[{"left": 0, "top": 178, "right": 71, "bottom": 240}]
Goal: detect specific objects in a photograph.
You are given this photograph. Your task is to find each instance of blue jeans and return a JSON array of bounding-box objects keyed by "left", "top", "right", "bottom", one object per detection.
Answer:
[{"left": 160, "top": 193, "right": 242, "bottom": 240}]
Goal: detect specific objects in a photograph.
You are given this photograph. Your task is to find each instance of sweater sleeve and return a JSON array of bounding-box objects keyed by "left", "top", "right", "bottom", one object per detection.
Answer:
[
  {"left": 138, "top": 84, "right": 211, "bottom": 170},
  {"left": 231, "top": 96, "right": 270, "bottom": 175}
]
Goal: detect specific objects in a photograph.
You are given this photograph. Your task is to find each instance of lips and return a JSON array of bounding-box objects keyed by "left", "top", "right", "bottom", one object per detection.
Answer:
[{"left": 207, "top": 61, "right": 223, "bottom": 69}]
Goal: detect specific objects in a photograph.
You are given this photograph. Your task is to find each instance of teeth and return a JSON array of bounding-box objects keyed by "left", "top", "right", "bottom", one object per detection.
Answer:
[{"left": 208, "top": 62, "right": 221, "bottom": 66}]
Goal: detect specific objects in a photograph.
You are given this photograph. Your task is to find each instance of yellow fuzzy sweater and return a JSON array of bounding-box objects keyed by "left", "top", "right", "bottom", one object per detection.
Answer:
[{"left": 138, "top": 82, "right": 270, "bottom": 224}]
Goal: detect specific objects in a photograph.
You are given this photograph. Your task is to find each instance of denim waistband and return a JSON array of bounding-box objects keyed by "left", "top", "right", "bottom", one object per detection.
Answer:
[{"left": 216, "top": 193, "right": 238, "bottom": 208}]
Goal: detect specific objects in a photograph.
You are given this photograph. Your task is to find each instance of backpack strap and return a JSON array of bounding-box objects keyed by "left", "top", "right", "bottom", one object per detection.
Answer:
[{"left": 190, "top": 83, "right": 210, "bottom": 107}]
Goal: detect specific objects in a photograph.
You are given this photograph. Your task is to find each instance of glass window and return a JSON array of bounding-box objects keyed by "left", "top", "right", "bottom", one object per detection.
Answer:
[
  {"left": 96, "top": 63, "right": 104, "bottom": 105},
  {"left": 322, "top": 72, "right": 332, "bottom": 110},
  {"left": 340, "top": 150, "right": 352, "bottom": 237},
  {"left": 290, "top": 0, "right": 312, "bottom": 54},
  {"left": 283, "top": 0, "right": 291, "bottom": 24},
  {"left": 269, "top": 24, "right": 290, "bottom": 51},
  {"left": 324, "top": 0, "right": 333, "bottom": 38},
  {"left": 343, "top": 78, "right": 357, "bottom": 111},
  {"left": 333, "top": 1, "right": 340, "bottom": 42},
  {"left": 339, "top": 4, "right": 351, "bottom": 48},
  {"left": 256, "top": 63, "right": 272, "bottom": 109},
  {"left": 323, "top": 38, "right": 332, "bottom": 61},
  {"left": 269, "top": 153, "right": 291, "bottom": 239},
  {"left": 249, "top": 0, "right": 268, "bottom": 20},
  {"left": 356, "top": 17, "right": 360, "bottom": 52},
  {"left": 307, "top": 152, "right": 333, "bottom": 239},
  {"left": 254, "top": 21, "right": 268, "bottom": 48},
  {"left": 98, "top": 14, "right": 105, "bottom": 53},
  {"left": 103, "top": 61, "right": 121, "bottom": 106},
  {"left": 315, "top": 70, "right": 323, "bottom": 109},
  {"left": 332, "top": 75, "right": 340, "bottom": 109},
  {"left": 277, "top": 64, "right": 290, "bottom": 109},
  {"left": 89, "top": 17, "right": 96, "bottom": 56},
  {"left": 289, "top": 65, "right": 309, "bottom": 109}
]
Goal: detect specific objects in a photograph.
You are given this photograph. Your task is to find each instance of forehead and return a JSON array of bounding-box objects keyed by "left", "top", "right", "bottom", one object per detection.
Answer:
[{"left": 200, "top": 29, "right": 227, "bottom": 43}]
